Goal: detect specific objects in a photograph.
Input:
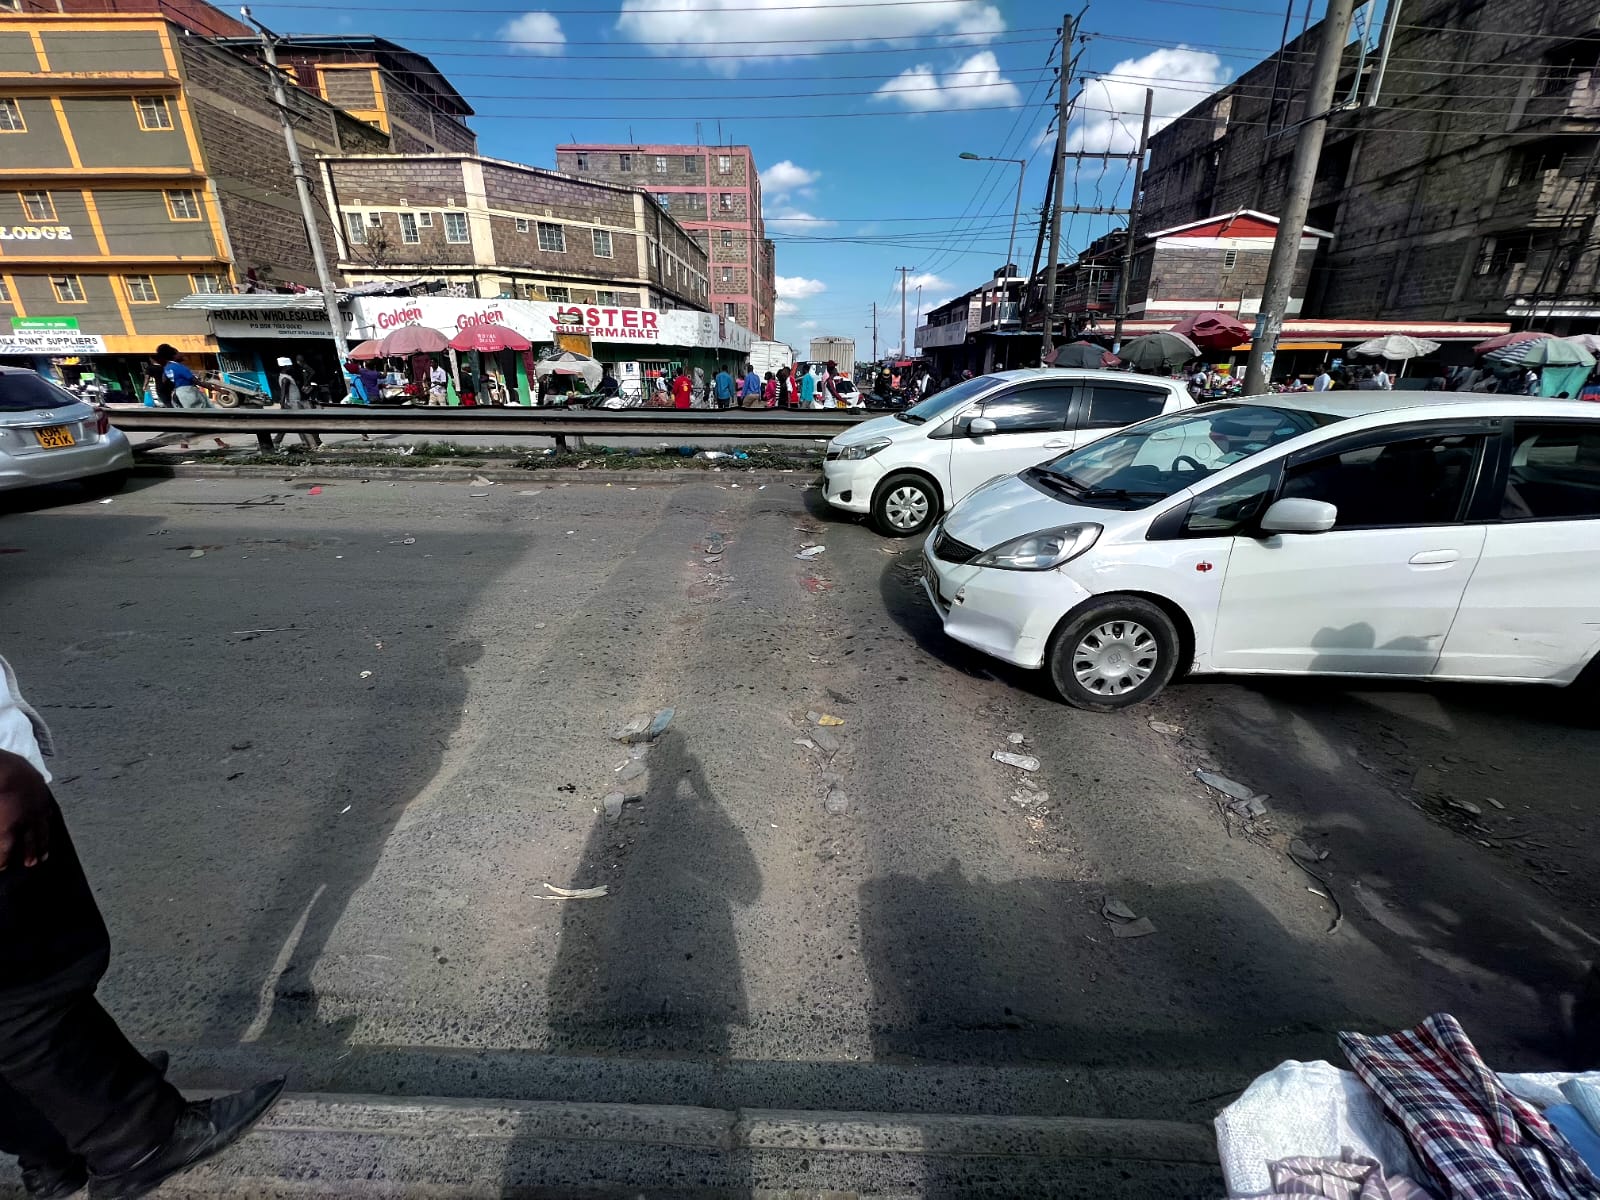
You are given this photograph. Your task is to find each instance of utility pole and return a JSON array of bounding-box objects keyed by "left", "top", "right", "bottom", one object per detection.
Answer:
[
  {"left": 1040, "top": 12, "right": 1075, "bottom": 358},
  {"left": 1111, "top": 89, "right": 1154, "bottom": 350},
  {"left": 871, "top": 302, "right": 878, "bottom": 362},
  {"left": 242, "top": 7, "right": 350, "bottom": 366},
  {"left": 896, "top": 266, "right": 912, "bottom": 357},
  {"left": 1243, "top": 0, "right": 1358, "bottom": 394}
]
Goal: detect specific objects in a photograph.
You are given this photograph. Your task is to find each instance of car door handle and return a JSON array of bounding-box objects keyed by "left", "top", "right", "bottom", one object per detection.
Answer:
[
  {"left": 1408, "top": 550, "right": 1460, "bottom": 566},
  {"left": 1043, "top": 439, "right": 1072, "bottom": 449}
]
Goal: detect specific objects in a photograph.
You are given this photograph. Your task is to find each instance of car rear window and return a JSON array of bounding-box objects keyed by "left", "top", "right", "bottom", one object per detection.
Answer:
[{"left": 0, "top": 372, "right": 78, "bottom": 412}]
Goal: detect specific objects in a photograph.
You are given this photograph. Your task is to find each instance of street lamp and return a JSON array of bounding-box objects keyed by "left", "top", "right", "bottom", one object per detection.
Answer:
[{"left": 959, "top": 151, "right": 1028, "bottom": 328}]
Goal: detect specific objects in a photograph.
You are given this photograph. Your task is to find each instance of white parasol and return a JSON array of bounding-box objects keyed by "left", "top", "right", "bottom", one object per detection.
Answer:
[{"left": 534, "top": 350, "right": 603, "bottom": 390}]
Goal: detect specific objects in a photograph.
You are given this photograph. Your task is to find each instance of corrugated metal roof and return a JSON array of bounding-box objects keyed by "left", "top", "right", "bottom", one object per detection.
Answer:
[{"left": 170, "top": 293, "right": 328, "bottom": 311}]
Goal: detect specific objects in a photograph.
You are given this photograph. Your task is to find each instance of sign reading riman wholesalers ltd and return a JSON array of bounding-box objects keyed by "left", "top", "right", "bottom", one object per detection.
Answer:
[{"left": 2, "top": 316, "right": 105, "bottom": 355}]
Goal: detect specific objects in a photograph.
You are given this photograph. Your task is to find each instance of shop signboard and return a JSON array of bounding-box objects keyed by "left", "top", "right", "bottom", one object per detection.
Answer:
[
  {"left": 209, "top": 308, "right": 333, "bottom": 340},
  {"left": 2, "top": 316, "right": 105, "bottom": 355},
  {"left": 348, "top": 296, "right": 752, "bottom": 353},
  {"left": 915, "top": 318, "right": 968, "bottom": 350}
]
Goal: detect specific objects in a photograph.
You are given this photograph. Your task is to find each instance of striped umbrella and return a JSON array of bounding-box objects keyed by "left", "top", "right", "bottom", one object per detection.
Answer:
[
  {"left": 1472, "top": 330, "right": 1553, "bottom": 356},
  {"left": 1486, "top": 338, "right": 1596, "bottom": 368}
]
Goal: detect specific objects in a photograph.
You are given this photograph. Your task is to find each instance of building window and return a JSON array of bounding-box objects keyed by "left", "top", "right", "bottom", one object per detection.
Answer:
[
  {"left": 1221, "top": 249, "right": 1238, "bottom": 272},
  {"left": 125, "top": 274, "right": 158, "bottom": 303},
  {"left": 537, "top": 221, "right": 566, "bottom": 253},
  {"left": 597, "top": 290, "right": 619, "bottom": 305},
  {"left": 515, "top": 217, "right": 529, "bottom": 233},
  {"left": 134, "top": 96, "right": 173, "bottom": 131},
  {"left": 443, "top": 211, "right": 469, "bottom": 243},
  {"left": 367, "top": 212, "right": 383, "bottom": 227},
  {"left": 683, "top": 155, "right": 696, "bottom": 174},
  {"left": 619, "top": 153, "right": 632, "bottom": 171},
  {"left": 344, "top": 211, "right": 366, "bottom": 245},
  {"left": 0, "top": 278, "right": 11, "bottom": 304},
  {"left": 0, "top": 98, "right": 24, "bottom": 133},
  {"left": 20, "top": 190, "right": 55, "bottom": 221},
  {"left": 723, "top": 302, "right": 737, "bottom": 318},
  {"left": 654, "top": 155, "right": 667, "bottom": 173},
  {"left": 575, "top": 152, "right": 588, "bottom": 170},
  {"left": 165, "top": 188, "right": 201, "bottom": 221},
  {"left": 718, "top": 192, "right": 733, "bottom": 211},
  {"left": 592, "top": 228, "right": 612, "bottom": 258},
  {"left": 399, "top": 211, "right": 419, "bottom": 243},
  {"left": 717, "top": 154, "right": 731, "bottom": 174},
  {"left": 417, "top": 211, "right": 433, "bottom": 227},
  {"left": 52, "top": 275, "right": 85, "bottom": 303},
  {"left": 190, "top": 272, "right": 229, "bottom": 294},
  {"left": 720, "top": 229, "right": 733, "bottom": 249},
  {"left": 545, "top": 286, "right": 570, "bottom": 303},
  {"left": 655, "top": 192, "right": 670, "bottom": 208}
]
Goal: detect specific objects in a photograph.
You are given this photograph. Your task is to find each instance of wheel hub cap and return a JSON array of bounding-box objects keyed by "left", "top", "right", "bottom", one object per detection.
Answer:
[
  {"left": 885, "top": 486, "right": 929, "bottom": 529},
  {"left": 1073, "top": 620, "right": 1158, "bottom": 696}
]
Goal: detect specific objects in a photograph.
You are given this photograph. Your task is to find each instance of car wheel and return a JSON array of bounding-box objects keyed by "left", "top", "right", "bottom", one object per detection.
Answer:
[
  {"left": 873, "top": 473, "right": 937, "bottom": 537},
  {"left": 1047, "top": 596, "right": 1180, "bottom": 711}
]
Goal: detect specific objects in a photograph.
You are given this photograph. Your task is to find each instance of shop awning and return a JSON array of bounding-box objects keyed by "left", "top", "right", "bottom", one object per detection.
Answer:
[{"left": 170, "top": 292, "right": 327, "bottom": 310}]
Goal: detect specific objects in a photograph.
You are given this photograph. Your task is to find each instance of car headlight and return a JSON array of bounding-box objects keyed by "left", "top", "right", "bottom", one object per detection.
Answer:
[
  {"left": 971, "top": 523, "right": 1102, "bottom": 571},
  {"left": 834, "top": 436, "right": 891, "bottom": 460}
]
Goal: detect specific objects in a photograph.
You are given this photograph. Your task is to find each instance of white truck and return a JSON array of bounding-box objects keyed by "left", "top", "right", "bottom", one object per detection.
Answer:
[
  {"left": 808, "top": 337, "right": 856, "bottom": 377},
  {"left": 748, "top": 340, "right": 794, "bottom": 375}
]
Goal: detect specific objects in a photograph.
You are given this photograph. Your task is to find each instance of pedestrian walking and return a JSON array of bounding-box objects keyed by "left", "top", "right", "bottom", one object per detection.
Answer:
[
  {"left": 0, "top": 655, "right": 286, "bottom": 1200},
  {"left": 691, "top": 367, "right": 707, "bottom": 410},
  {"left": 148, "top": 349, "right": 179, "bottom": 408},
  {"left": 157, "top": 346, "right": 227, "bottom": 450},
  {"left": 763, "top": 371, "right": 777, "bottom": 407},
  {"left": 428, "top": 361, "right": 448, "bottom": 406},
  {"left": 743, "top": 364, "right": 762, "bottom": 409},
  {"left": 1373, "top": 366, "right": 1392, "bottom": 390},
  {"left": 671, "top": 367, "right": 693, "bottom": 410},
  {"left": 271, "top": 357, "right": 321, "bottom": 453},
  {"left": 358, "top": 363, "right": 384, "bottom": 404},
  {"left": 798, "top": 365, "right": 818, "bottom": 409},
  {"left": 1312, "top": 367, "right": 1333, "bottom": 392},
  {"left": 457, "top": 367, "right": 477, "bottom": 407},
  {"left": 1524, "top": 367, "right": 1540, "bottom": 396},
  {"left": 775, "top": 365, "right": 792, "bottom": 410},
  {"left": 714, "top": 366, "right": 734, "bottom": 410}
]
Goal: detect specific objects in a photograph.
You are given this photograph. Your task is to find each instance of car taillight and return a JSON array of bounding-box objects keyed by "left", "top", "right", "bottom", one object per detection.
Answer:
[{"left": 95, "top": 408, "right": 110, "bottom": 436}]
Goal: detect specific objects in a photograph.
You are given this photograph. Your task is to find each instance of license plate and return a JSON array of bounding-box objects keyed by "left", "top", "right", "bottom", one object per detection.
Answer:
[{"left": 34, "top": 425, "right": 76, "bottom": 449}]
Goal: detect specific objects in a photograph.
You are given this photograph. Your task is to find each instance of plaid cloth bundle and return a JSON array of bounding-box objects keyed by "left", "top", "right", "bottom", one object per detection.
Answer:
[{"left": 1341, "top": 1014, "right": 1600, "bottom": 1200}]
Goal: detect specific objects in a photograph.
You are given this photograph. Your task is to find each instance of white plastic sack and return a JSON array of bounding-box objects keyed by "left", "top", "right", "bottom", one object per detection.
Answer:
[{"left": 1214, "top": 1060, "right": 1424, "bottom": 1197}]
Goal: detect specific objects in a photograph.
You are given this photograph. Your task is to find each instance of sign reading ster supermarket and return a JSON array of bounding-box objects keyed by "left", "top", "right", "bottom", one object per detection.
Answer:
[{"left": 348, "top": 297, "right": 749, "bottom": 351}]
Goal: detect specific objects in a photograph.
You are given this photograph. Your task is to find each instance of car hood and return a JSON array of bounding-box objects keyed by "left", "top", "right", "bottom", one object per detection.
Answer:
[
  {"left": 942, "top": 473, "right": 1105, "bottom": 549},
  {"left": 830, "top": 414, "right": 906, "bottom": 447}
]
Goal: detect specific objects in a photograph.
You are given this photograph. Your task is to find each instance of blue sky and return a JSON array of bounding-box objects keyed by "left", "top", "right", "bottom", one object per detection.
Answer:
[{"left": 247, "top": 0, "right": 1333, "bottom": 353}]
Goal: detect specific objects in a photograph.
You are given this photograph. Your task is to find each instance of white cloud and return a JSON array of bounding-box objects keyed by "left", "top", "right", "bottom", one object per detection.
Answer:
[
  {"left": 774, "top": 299, "right": 798, "bottom": 316},
  {"left": 875, "top": 51, "right": 1020, "bottom": 112},
  {"left": 761, "top": 160, "right": 819, "bottom": 196},
  {"left": 1068, "top": 47, "right": 1231, "bottom": 154},
  {"left": 616, "top": 0, "right": 1003, "bottom": 74},
  {"left": 765, "top": 205, "right": 835, "bottom": 232},
  {"left": 897, "top": 272, "right": 951, "bottom": 296},
  {"left": 798, "top": 320, "right": 820, "bottom": 330},
  {"left": 776, "top": 275, "right": 826, "bottom": 300},
  {"left": 500, "top": 11, "right": 566, "bottom": 55}
]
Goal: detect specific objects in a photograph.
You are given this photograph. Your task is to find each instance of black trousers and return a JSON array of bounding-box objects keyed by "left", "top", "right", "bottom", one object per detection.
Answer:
[{"left": 0, "top": 798, "right": 182, "bottom": 1175}]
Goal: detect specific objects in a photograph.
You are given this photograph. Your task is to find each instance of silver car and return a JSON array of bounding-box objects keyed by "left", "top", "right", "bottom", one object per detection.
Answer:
[{"left": 0, "top": 365, "right": 134, "bottom": 494}]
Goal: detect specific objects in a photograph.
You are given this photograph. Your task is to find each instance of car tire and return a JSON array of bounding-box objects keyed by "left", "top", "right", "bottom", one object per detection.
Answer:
[
  {"left": 211, "top": 388, "right": 240, "bottom": 409},
  {"left": 1047, "top": 596, "right": 1180, "bottom": 711},
  {"left": 873, "top": 472, "right": 938, "bottom": 537}
]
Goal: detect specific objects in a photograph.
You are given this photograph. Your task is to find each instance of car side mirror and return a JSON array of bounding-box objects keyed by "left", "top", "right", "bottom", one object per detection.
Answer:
[
  {"left": 968, "top": 416, "right": 998, "bottom": 437},
  {"left": 1259, "top": 497, "right": 1337, "bottom": 534}
]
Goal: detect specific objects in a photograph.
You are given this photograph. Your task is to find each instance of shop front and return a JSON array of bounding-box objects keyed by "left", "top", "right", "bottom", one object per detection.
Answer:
[{"left": 0, "top": 317, "right": 214, "bottom": 403}]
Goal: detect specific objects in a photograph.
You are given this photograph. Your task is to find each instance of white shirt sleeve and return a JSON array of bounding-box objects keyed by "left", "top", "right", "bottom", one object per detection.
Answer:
[{"left": 0, "top": 655, "right": 53, "bottom": 782}]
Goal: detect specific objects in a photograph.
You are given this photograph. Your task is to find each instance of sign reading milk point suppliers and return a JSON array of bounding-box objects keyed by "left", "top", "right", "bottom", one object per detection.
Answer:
[{"left": 347, "top": 297, "right": 751, "bottom": 353}]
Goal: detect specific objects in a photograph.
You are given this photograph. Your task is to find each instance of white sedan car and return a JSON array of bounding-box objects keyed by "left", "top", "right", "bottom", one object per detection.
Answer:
[
  {"left": 923, "top": 393, "right": 1600, "bottom": 709},
  {"left": 824, "top": 368, "right": 1193, "bottom": 537},
  {"left": 1, "top": 366, "right": 133, "bottom": 495}
]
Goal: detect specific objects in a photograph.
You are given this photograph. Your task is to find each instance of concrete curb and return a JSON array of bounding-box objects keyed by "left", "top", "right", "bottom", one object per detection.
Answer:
[
  {"left": 0, "top": 1093, "right": 1216, "bottom": 1198},
  {"left": 130, "top": 463, "right": 824, "bottom": 486}
]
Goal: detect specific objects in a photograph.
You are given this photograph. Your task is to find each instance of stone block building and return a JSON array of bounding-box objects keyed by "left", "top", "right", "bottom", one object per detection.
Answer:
[
  {"left": 319, "top": 154, "right": 710, "bottom": 312},
  {"left": 1139, "top": 0, "right": 1600, "bottom": 331}
]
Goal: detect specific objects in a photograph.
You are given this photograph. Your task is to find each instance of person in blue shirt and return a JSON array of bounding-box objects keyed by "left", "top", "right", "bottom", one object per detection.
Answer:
[
  {"left": 714, "top": 366, "right": 735, "bottom": 410},
  {"left": 742, "top": 364, "right": 762, "bottom": 409},
  {"left": 157, "top": 344, "right": 208, "bottom": 410}
]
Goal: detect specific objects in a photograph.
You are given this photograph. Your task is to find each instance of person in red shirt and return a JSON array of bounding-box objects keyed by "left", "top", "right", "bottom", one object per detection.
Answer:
[{"left": 671, "top": 368, "right": 692, "bottom": 410}]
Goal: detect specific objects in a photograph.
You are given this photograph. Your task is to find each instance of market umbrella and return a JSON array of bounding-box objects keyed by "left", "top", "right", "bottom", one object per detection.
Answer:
[
  {"left": 1047, "top": 340, "right": 1119, "bottom": 369},
  {"left": 347, "top": 339, "right": 383, "bottom": 361},
  {"left": 1562, "top": 334, "right": 1600, "bottom": 355},
  {"left": 534, "top": 349, "right": 603, "bottom": 390},
  {"left": 448, "top": 323, "right": 532, "bottom": 353},
  {"left": 377, "top": 324, "right": 449, "bottom": 356},
  {"left": 1170, "top": 313, "right": 1250, "bottom": 349},
  {"left": 1116, "top": 331, "right": 1199, "bottom": 372},
  {"left": 1472, "top": 330, "right": 1552, "bottom": 356},
  {"left": 1351, "top": 334, "right": 1440, "bottom": 361},
  {"left": 1487, "top": 337, "right": 1595, "bottom": 368}
]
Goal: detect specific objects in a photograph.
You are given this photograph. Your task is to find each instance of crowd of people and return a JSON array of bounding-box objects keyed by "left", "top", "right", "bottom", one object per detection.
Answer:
[{"left": 648, "top": 360, "right": 859, "bottom": 410}]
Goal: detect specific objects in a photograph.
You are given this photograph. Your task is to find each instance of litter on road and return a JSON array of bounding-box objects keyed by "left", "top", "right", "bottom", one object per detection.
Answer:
[
  {"left": 795, "top": 545, "right": 827, "bottom": 560},
  {"left": 1101, "top": 896, "right": 1157, "bottom": 938},
  {"left": 539, "top": 883, "right": 609, "bottom": 900},
  {"left": 188, "top": 549, "right": 205, "bottom": 558},
  {"left": 993, "top": 751, "right": 1041, "bottom": 772},
  {"left": 1149, "top": 720, "right": 1183, "bottom": 735},
  {"left": 825, "top": 787, "right": 850, "bottom": 815},
  {"left": 1196, "top": 768, "right": 1257, "bottom": 802},
  {"left": 1007, "top": 732, "right": 1026, "bottom": 745}
]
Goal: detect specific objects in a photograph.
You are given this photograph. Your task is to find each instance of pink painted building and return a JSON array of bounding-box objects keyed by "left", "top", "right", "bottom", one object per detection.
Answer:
[{"left": 554, "top": 143, "right": 774, "bottom": 339}]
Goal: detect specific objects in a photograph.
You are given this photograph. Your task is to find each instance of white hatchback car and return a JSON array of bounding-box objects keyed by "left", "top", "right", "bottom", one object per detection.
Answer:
[
  {"left": 823, "top": 368, "right": 1193, "bottom": 536},
  {"left": 922, "top": 394, "right": 1600, "bottom": 710}
]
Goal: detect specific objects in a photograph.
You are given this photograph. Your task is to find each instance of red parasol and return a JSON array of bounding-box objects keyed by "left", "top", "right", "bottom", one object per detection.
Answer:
[
  {"left": 448, "top": 323, "right": 532, "bottom": 353},
  {"left": 1170, "top": 313, "right": 1250, "bottom": 349},
  {"left": 377, "top": 325, "right": 450, "bottom": 356},
  {"left": 1472, "top": 330, "right": 1553, "bottom": 356},
  {"left": 347, "top": 339, "right": 383, "bottom": 361}
]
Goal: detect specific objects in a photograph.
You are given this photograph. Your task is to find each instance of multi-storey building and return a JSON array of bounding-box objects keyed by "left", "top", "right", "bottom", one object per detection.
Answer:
[
  {"left": 552, "top": 143, "right": 774, "bottom": 338},
  {"left": 319, "top": 153, "right": 710, "bottom": 313},
  {"left": 1139, "top": 0, "right": 1600, "bottom": 332},
  {"left": 0, "top": 4, "right": 470, "bottom": 395}
]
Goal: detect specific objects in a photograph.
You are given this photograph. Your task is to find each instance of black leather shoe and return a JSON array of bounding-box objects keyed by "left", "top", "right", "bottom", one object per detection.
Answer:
[
  {"left": 20, "top": 1053, "right": 172, "bottom": 1198},
  {"left": 86, "top": 1078, "right": 285, "bottom": 1200}
]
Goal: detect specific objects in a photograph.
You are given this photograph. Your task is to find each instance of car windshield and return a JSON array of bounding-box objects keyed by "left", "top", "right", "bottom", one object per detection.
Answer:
[
  {"left": 893, "top": 375, "right": 993, "bottom": 425},
  {"left": 0, "top": 372, "right": 79, "bottom": 413},
  {"left": 1030, "top": 402, "right": 1342, "bottom": 508}
]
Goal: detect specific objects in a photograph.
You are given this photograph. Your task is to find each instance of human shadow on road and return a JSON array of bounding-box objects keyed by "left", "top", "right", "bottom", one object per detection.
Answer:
[{"left": 545, "top": 728, "right": 761, "bottom": 1057}]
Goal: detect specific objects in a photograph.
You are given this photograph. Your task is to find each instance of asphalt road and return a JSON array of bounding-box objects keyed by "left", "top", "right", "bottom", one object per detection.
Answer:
[{"left": 1, "top": 472, "right": 1596, "bottom": 1151}]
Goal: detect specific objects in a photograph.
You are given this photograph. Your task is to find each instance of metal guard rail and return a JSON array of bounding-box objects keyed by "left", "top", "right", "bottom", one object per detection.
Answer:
[{"left": 110, "top": 407, "right": 868, "bottom": 441}]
